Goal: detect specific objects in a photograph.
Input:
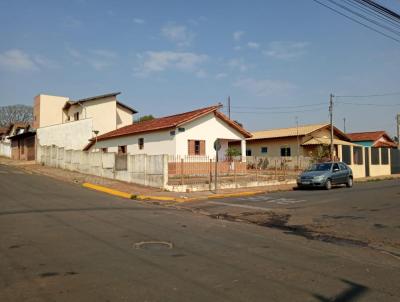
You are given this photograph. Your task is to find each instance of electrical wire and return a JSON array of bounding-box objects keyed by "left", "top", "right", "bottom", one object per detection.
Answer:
[
  {"left": 335, "top": 92, "right": 400, "bottom": 98},
  {"left": 336, "top": 101, "right": 400, "bottom": 107},
  {"left": 230, "top": 102, "right": 326, "bottom": 110},
  {"left": 345, "top": 0, "right": 400, "bottom": 30},
  {"left": 311, "top": 0, "right": 400, "bottom": 44},
  {"left": 326, "top": 0, "right": 400, "bottom": 36}
]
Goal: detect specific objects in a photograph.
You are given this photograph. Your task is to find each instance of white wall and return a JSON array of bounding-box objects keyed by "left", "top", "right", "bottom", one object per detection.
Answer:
[
  {"left": 116, "top": 105, "right": 133, "bottom": 128},
  {"left": 0, "top": 142, "right": 11, "bottom": 158},
  {"left": 93, "top": 129, "right": 176, "bottom": 155},
  {"left": 37, "top": 119, "right": 93, "bottom": 150},
  {"left": 175, "top": 113, "right": 245, "bottom": 158}
]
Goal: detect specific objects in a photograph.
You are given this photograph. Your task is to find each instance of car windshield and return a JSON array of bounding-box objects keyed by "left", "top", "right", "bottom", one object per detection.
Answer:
[{"left": 308, "top": 163, "right": 332, "bottom": 171}]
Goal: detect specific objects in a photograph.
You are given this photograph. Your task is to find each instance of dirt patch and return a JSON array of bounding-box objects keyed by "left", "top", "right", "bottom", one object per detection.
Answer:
[
  {"left": 322, "top": 215, "right": 365, "bottom": 220},
  {"left": 208, "top": 211, "right": 369, "bottom": 248}
]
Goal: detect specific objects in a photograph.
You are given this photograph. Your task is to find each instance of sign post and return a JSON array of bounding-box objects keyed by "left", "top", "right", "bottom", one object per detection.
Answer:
[{"left": 213, "top": 139, "right": 221, "bottom": 193}]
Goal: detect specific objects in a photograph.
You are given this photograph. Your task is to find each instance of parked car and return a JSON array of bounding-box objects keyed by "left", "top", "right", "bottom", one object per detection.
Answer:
[{"left": 297, "top": 162, "right": 353, "bottom": 190}]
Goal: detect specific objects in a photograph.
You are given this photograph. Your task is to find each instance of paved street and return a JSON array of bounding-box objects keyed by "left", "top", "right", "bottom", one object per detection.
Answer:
[
  {"left": 1, "top": 164, "right": 400, "bottom": 302},
  {"left": 186, "top": 179, "right": 400, "bottom": 255}
]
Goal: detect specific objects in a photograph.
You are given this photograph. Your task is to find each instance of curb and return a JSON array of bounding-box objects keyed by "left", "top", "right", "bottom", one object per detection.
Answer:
[
  {"left": 81, "top": 183, "right": 291, "bottom": 203},
  {"left": 82, "top": 183, "right": 133, "bottom": 199}
]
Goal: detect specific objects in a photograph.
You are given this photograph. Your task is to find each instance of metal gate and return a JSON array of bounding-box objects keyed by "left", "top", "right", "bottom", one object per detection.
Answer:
[
  {"left": 390, "top": 149, "right": 400, "bottom": 174},
  {"left": 364, "top": 148, "right": 370, "bottom": 177}
]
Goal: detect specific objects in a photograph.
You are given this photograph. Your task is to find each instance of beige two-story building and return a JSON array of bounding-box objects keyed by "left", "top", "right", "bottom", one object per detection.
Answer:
[{"left": 34, "top": 92, "right": 137, "bottom": 150}]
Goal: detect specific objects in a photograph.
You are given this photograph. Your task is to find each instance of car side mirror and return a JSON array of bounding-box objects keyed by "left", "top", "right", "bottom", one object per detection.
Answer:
[{"left": 333, "top": 168, "right": 340, "bottom": 172}]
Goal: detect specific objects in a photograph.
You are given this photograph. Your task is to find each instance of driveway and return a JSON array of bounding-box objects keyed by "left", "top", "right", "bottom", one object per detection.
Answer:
[{"left": 0, "top": 164, "right": 399, "bottom": 301}]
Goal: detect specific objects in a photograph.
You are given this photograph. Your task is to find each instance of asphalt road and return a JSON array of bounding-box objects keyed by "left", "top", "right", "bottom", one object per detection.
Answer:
[
  {"left": 187, "top": 179, "right": 400, "bottom": 254},
  {"left": 1, "top": 164, "right": 399, "bottom": 302}
]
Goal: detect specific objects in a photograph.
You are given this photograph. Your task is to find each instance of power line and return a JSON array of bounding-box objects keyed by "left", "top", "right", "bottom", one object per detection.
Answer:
[
  {"left": 326, "top": 0, "right": 400, "bottom": 36},
  {"left": 336, "top": 101, "right": 400, "bottom": 107},
  {"left": 345, "top": 0, "right": 400, "bottom": 30},
  {"left": 343, "top": 0, "right": 400, "bottom": 30},
  {"left": 335, "top": 91, "right": 400, "bottom": 98},
  {"left": 311, "top": 0, "right": 400, "bottom": 44},
  {"left": 230, "top": 102, "right": 326, "bottom": 110},
  {"left": 230, "top": 107, "right": 327, "bottom": 115}
]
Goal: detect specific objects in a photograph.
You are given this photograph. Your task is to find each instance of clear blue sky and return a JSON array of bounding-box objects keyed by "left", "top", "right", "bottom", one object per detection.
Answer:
[{"left": 0, "top": 0, "right": 399, "bottom": 135}]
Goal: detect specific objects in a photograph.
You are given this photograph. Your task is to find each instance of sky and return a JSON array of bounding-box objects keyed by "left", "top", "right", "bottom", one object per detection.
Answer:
[{"left": 0, "top": 0, "right": 400, "bottom": 135}]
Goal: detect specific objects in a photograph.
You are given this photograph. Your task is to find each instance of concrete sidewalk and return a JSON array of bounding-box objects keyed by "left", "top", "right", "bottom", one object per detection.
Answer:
[{"left": 0, "top": 157, "right": 295, "bottom": 201}]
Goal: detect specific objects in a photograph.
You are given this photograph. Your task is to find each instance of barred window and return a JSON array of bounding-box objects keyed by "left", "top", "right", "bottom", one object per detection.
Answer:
[
  {"left": 353, "top": 146, "right": 363, "bottom": 165},
  {"left": 381, "top": 148, "right": 389, "bottom": 164},
  {"left": 371, "top": 148, "right": 380, "bottom": 165}
]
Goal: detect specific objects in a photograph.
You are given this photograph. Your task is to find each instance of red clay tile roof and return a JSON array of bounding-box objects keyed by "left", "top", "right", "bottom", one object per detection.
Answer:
[
  {"left": 346, "top": 131, "right": 394, "bottom": 143},
  {"left": 83, "top": 105, "right": 251, "bottom": 150},
  {"left": 373, "top": 140, "right": 397, "bottom": 148}
]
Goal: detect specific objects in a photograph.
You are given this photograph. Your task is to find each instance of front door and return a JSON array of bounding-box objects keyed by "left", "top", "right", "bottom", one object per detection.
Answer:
[{"left": 364, "top": 148, "right": 370, "bottom": 177}]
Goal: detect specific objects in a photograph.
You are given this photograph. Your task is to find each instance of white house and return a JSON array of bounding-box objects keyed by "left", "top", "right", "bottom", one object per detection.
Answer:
[
  {"left": 34, "top": 92, "right": 137, "bottom": 150},
  {"left": 84, "top": 105, "right": 252, "bottom": 160}
]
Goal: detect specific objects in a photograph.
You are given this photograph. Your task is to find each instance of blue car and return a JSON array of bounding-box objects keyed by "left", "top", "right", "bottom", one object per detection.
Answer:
[{"left": 297, "top": 162, "right": 353, "bottom": 190}]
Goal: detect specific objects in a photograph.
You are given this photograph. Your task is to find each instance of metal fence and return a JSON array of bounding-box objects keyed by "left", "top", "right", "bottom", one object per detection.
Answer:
[{"left": 167, "top": 155, "right": 313, "bottom": 186}]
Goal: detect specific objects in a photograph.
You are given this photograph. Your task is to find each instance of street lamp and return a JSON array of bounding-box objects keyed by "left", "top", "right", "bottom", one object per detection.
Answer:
[{"left": 92, "top": 130, "right": 99, "bottom": 151}]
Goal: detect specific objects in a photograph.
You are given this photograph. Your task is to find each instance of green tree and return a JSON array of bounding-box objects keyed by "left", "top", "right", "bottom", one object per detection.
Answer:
[
  {"left": 134, "top": 115, "right": 155, "bottom": 123},
  {"left": 225, "top": 147, "right": 241, "bottom": 160}
]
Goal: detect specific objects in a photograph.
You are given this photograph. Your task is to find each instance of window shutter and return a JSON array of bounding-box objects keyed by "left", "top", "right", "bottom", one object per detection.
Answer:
[
  {"left": 188, "top": 140, "right": 195, "bottom": 155},
  {"left": 200, "top": 140, "right": 205, "bottom": 155}
]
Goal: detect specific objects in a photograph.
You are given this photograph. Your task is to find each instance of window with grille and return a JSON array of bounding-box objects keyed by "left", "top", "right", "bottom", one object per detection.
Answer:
[
  {"left": 342, "top": 145, "right": 351, "bottom": 164},
  {"left": 280, "top": 147, "right": 291, "bottom": 157},
  {"left": 188, "top": 140, "right": 205, "bottom": 155},
  {"left": 261, "top": 147, "right": 268, "bottom": 154},
  {"left": 371, "top": 148, "right": 380, "bottom": 165},
  {"left": 138, "top": 138, "right": 144, "bottom": 150},
  {"left": 381, "top": 148, "right": 389, "bottom": 164},
  {"left": 118, "top": 145, "right": 127, "bottom": 154},
  {"left": 353, "top": 146, "right": 363, "bottom": 165}
]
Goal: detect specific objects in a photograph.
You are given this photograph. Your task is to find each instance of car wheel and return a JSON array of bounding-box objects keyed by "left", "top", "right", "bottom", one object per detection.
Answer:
[
  {"left": 346, "top": 177, "right": 353, "bottom": 188},
  {"left": 325, "top": 179, "right": 332, "bottom": 190}
]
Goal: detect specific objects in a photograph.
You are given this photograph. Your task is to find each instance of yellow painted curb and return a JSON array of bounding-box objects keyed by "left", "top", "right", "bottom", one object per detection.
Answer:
[
  {"left": 82, "top": 183, "right": 133, "bottom": 199},
  {"left": 207, "top": 190, "right": 265, "bottom": 200}
]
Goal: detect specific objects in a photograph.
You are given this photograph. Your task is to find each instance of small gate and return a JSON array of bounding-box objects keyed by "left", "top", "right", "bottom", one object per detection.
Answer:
[
  {"left": 390, "top": 149, "right": 400, "bottom": 174},
  {"left": 115, "top": 154, "right": 128, "bottom": 171}
]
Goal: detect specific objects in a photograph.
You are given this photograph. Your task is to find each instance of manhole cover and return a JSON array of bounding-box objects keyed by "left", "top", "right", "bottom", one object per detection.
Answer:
[{"left": 134, "top": 241, "right": 173, "bottom": 250}]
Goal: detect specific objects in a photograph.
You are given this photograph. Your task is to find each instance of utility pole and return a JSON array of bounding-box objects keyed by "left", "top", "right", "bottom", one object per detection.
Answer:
[
  {"left": 397, "top": 113, "right": 400, "bottom": 150},
  {"left": 329, "top": 94, "right": 334, "bottom": 161},
  {"left": 228, "top": 96, "right": 231, "bottom": 119},
  {"left": 295, "top": 116, "right": 300, "bottom": 167},
  {"left": 343, "top": 117, "right": 346, "bottom": 133}
]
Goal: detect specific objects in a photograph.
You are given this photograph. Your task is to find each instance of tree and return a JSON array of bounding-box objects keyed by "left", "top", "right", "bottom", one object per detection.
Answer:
[
  {"left": 134, "top": 115, "right": 155, "bottom": 123},
  {"left": 311, "top": 145, "right": 331, "bottom": 162},
  {"left": 225, "top": 147, "right": 241, "bottom": 160},
  {"left": 0, "top": 105, "right": 33, "bottom": 127}
]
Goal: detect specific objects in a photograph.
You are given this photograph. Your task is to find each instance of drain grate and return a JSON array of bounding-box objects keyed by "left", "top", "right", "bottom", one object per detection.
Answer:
[{"left": 134, "top": 241, "right": 173, "bottom": 250}]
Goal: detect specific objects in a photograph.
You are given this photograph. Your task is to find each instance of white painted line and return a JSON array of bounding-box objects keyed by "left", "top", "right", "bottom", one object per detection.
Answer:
[
  {"left": 0, "top": 171, "right": 7, "bottom": 174},
  {"left": 12, "top": 171, "right": 24, "bottom": 174},
  {"left": 207, "top": 201, "right": 270, "bottom": 211}
]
